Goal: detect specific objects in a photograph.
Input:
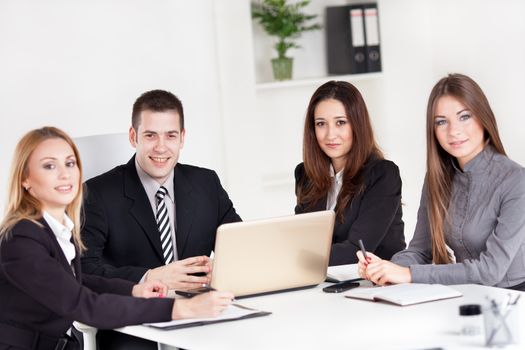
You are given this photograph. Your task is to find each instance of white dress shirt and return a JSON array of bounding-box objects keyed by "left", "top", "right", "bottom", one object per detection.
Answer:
[
  {"left": 42, "top": 211, "right": 76, "bottom": 266},
  {"left": 326, "top": 165, "right": 344, "bottom": 211}
]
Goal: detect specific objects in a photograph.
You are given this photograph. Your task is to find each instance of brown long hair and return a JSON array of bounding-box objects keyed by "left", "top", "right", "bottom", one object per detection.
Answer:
[
  {"left": 426, "top": 74, "right": 505, "bottom": 264},
  {"left": 298, "top": 80, "right": 383, "bottom": 220},
  {"left": 0, "top": 127, "right": 86, "bottom": 252}
]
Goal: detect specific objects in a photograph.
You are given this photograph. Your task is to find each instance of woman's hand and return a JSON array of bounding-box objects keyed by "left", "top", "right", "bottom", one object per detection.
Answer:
[
  {"left": 356, "top": 251, "right": 412, "bottom": 285},
  {"left": 172, "top": 291, "right": 234, "bottom": 319},
  {"left": 132, "top": 280, "right": 168, "bottom": 298},
  {"left": 145, "top": 256, "right": 212, "bottom": 290},
  {"left": 356, "top": 250, "right": 379, "bottom": 280}
]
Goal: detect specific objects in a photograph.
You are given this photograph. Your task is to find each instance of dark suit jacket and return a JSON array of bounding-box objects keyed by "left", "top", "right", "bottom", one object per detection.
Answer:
[
  {"left": 295, "top": 158, "right": 406, "bottom": 265},
  {"left": 0, "top": 219, "right": 173, "bottom": 347},
  {"left": 81, "top": 157, "right": 241, "bottom": 282}
]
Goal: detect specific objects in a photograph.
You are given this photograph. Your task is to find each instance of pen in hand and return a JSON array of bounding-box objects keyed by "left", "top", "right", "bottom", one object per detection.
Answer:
[{"left": 358, "top": 239, "right": 370, "bottom": 264}]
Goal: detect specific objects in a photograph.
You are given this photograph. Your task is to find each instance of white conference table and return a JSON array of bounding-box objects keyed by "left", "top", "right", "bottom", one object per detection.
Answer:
[{"left": 115, "top": 281, "right": 524, "bottom": 350}]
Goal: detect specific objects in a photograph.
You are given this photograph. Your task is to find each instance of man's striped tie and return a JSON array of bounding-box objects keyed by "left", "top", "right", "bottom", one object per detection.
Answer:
[{"left": 156, "top": 186, "right": 175, "bottom": 264}]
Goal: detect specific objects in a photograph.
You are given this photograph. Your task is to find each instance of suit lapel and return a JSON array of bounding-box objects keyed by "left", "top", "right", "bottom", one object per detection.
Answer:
[
  {"left": 123, "top": 157, "right": 165, "bottom": 262},
  {"left": 39, "top": 219, "right": 78, "bottom": 278},
  {"left": 173, "top": 165, "right": 195, "bottom": 258}
]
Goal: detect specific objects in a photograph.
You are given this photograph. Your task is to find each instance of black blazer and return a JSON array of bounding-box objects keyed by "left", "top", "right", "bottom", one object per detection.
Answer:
[
  {"left": 81, "top": 157, "right": 241, "bottom": 282},
  {"left": 0, "top": 219, "right": 173, "bottom": 348},
  {"left": 295, "top": 158, "right": 406, "bottom": 265}
]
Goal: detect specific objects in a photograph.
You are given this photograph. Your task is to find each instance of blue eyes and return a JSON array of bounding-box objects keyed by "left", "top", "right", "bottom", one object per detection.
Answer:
[{"left": 434, "top": 114, "right": 471, "bottom": 127}]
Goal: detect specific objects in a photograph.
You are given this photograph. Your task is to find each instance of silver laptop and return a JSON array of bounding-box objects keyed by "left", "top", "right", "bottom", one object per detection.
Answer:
[{"left": 210, "top": 210, "right": 335, "bottom": 297}]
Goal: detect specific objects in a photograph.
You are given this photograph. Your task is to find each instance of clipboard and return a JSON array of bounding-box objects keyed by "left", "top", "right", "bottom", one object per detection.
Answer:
[{"left": 146, "top": 304, "right": 271, "bottom": 330}]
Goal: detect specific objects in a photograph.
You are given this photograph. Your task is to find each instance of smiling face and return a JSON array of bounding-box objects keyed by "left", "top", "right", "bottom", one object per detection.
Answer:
[
  {"left": 314, "top": 98, "right": 353, "bottom": 172},
  {"left": 433, "top": 95, "right": 485, "bottom": 169},
  {"left": 129, "top": 109, "right": 185, "bottom": 184},
  {"left": 22, "top": 138, "right": 80, "bottom": 221}
]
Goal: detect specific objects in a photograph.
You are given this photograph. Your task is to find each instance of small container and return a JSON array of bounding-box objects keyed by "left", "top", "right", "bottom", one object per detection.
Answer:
[
  {"left": 483, "top": 302, "right": 520, "bottom": 346},
  {"left": 459, "top": 304, "right": 483, "bottom": 336}
]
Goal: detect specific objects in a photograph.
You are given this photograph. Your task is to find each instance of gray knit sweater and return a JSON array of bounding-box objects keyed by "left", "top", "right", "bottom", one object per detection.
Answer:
[{"left": 392, "top": 146, "right": 525, "bottom": 288}]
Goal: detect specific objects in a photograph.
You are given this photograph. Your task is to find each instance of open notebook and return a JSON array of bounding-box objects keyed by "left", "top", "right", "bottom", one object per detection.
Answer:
[
  {"left": 326, "top": 264, "right": 360, "bottom": 282},
  {"left": 146, "top": 303, "right": 271, "bottom": 330},
  {"left": 344, "top": 283, "right": 463, "bottom": 306}
]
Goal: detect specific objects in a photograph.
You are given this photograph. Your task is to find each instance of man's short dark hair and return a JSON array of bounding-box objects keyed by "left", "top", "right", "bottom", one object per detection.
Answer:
[{"left": 132, "top": 90, "right": 184, "bottom": 130}]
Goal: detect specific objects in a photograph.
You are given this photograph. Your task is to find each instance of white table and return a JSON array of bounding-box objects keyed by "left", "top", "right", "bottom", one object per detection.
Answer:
[{"left": 116, "top": 283, "right": 524, "bottom": 350}]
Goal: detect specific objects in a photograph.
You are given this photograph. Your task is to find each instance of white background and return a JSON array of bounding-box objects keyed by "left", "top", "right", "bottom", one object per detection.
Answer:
[{"left": 1, "top": 0, "right": 524, "bottom": 242}]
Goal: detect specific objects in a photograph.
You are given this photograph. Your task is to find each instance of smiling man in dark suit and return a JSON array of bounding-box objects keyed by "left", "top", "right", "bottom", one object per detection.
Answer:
[{"left": 81, "top": 89, "right": 241, "bottom": 349}]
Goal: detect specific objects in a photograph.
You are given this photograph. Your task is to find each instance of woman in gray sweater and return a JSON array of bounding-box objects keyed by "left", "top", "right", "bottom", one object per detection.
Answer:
[{"left": 357, "top": 73, "right": 525, "bottom": 291}]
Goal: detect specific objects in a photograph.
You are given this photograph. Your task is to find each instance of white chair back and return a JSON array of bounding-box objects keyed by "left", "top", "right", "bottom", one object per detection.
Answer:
[{"left": 74, "top": 133, "right": 134, "bottom": 181}]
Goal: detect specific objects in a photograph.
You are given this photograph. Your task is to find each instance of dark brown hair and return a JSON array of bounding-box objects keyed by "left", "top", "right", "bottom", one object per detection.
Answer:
[
  {"left": 426, "top": 73, "right": 505, "bottom": 264},
  {"left": 132, "top": 90, "right": 184, "bottom": 130},
  {"left": 298, "top": 80, "right": 383, "bottom": 220}
]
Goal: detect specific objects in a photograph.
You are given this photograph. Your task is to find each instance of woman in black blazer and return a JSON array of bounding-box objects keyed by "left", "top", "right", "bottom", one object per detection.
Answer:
[
  {"left": 0, "top": 127, "right": 232, "bottom": 350},
  {"left": 295, "top": 81, "right": 406, "bottom": 265}
]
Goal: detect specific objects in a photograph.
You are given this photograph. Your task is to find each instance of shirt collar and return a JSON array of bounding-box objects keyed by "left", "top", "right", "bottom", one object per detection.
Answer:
[
  {"left": 135, "top": 158, "right": 175, "bottom": 203},
  {"left": 329, "top": 164, "right": 344, "bottom": 183},
  {"left": 43, "top": 211, "right": 74, "bottom": 238},
  {"left": 452, "top": 144, "right": 496, "bottom": 174}
]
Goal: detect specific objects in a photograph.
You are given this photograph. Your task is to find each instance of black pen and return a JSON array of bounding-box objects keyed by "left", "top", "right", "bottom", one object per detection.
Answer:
[{"left": 358, "top": 239, "right": 368, "bottom": 260}]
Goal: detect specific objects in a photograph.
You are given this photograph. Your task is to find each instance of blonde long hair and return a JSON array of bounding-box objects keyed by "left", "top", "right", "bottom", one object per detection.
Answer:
[
  {"left": 0, "top": 127, "right": 85, "bottom": 252},
  {"left": 426, "top": 74, "right": 505, "bottom": 264}
]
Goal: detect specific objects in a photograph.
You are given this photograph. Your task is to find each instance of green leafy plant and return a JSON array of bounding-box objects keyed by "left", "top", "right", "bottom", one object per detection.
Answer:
[{"left": 252, "top": 0, "right": 321, "bottom": 59}]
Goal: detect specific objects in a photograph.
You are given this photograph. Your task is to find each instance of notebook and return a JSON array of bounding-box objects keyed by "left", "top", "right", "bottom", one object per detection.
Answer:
[
  {"left": 210, "top": 210, "right": 335, "bottom": 297},
  {"left": 326, "top": 264, "right": 360, "bottom": 283},
  {"left": 344, "top": 283, "right": 463, "bottom": 306}
]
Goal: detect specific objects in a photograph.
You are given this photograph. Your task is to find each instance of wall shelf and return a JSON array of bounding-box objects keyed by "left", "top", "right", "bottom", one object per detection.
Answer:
[{"left": 255, "top": 72, "right": 383, "bottom": 91}]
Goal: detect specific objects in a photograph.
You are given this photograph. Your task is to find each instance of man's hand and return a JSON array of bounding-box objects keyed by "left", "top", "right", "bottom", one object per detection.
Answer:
[
  {"left": 132, "top": 280, "right": 168, "bottom": 298},
  {"left": 146, "top": 256, "right": 212, "bottom": 290}
]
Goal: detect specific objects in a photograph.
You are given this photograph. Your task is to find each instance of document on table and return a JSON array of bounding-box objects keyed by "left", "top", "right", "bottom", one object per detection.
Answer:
[
  {"left": 344, "top": 283, "right": 463, "bottom": 306},
  {"left": 145, "top": 303, "right": 271, "bottom": 330},
  {"left": 326, "top": 264, "right": 360, "bottom": 282}
]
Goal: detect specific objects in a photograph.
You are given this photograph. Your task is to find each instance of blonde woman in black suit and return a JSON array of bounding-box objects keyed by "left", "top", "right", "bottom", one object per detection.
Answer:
[{"left": 0, "top": 127, "right": 232, "bottom": 350}]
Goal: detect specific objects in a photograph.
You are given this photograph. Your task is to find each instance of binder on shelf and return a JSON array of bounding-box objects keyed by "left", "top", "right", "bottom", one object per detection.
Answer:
[
  {"left": 363, "top": 3, "right": 382, "bottom": 72},
  {"left": 326, "top": 5, "right": 367, "bottom": 75}
]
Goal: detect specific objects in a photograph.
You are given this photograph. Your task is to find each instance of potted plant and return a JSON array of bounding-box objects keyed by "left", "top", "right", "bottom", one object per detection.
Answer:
[{"left": 252, "top": 0, "right": 321, "bottom": 81}]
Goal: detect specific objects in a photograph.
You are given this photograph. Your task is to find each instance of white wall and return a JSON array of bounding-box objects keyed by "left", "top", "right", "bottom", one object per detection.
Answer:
[
  {"left": 249, "top": 0, "right": 525, "bottom": 240},
  {"left": 1, "top": 0, "right": 524, "bottom": 242},
  {"left": 0, "top": 0, "right": 226, "bottom": 213}
]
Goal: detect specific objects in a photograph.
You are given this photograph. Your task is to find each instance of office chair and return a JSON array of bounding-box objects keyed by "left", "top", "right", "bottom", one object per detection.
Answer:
[
  {"left": 73, "top": 133, "right": 134, "bottom": 350},
  {"left": 74, "top": 132, "right": 134, "bottom": 181}
]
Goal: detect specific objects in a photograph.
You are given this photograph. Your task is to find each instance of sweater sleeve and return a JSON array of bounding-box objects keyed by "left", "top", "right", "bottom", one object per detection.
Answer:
[{"left": 406, "top": 168, "right": 525, "bottom": 286}]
